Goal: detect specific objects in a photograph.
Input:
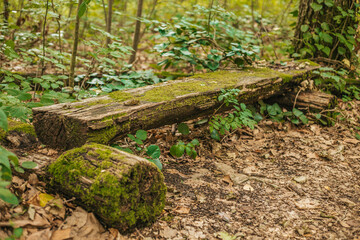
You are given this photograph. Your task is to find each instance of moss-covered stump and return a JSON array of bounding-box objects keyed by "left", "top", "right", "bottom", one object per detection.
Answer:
[
  {"left": 47, "top": 143, "right": 166, "bottom": 232},
  {"left": 0, "top": 119, "right": 37, "bottom": 147},
  {"left": 33, "top": 63, "right": 319, "bottom": 149}
]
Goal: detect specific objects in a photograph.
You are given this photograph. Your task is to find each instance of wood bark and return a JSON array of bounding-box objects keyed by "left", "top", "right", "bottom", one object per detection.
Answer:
[
  {"left": 106, "top": 0, "right": 113, "bottom": 46},
  {"left": 129, "top": 0, "right": 144, "bottom": 64},
  {"left": 68, "top": 0, "right": 83, "bottom": 88},
  {"left": 3, "top": 0, "right": 9, "bottom": 24},
  {"left": 33, "top": 65, "right": 319, "bottom": 150},
  {"left": 293, "top": 0, "right": 357, "bottom": 61},
  {"left": 271, "top": 91, "right": 337, "bottom": 111},
  {"left": 17, "top": 144, "right": 166, "bottom": 232}
]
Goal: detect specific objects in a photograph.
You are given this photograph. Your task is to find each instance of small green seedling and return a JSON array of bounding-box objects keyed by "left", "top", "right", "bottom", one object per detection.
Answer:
[{"left": 170, "top": 139, "right": 200, "bottom": 159}]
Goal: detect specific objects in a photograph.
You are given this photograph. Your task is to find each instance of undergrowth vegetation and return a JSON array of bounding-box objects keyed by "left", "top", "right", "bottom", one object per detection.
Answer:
[{"left": 0, "top": 0, "right": 359, "bottom": 219}]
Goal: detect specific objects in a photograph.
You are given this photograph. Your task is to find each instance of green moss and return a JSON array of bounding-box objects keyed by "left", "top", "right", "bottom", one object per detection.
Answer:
[
  {"left": 47, "top": 143, "right": 167, "bottom": 232},
  {"left": 296, "top": 59, "right": 320, "bottom": 66},
  {"left": 108, "top": 68, "right": 300, "bottom": 103},
  {"left": 0, "top": 119, "right": 36, "bottom": 141},
  {"left": 109, "top": 91, "right": 133, "bottom": 102},
  {"left": 74, "top": 99, "right": 114, "bottom": 109},
  {"left": 87, "top": 125, "right": 118, "bottom": 144},
  {"left": 155, "top": 71, "right": 191, "bottom": 79}
]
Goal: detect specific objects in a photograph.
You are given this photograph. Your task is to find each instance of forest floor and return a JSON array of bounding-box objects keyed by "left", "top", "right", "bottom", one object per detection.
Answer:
[{"left": 0, "top": 100, "right": 360, "bottom": 240}]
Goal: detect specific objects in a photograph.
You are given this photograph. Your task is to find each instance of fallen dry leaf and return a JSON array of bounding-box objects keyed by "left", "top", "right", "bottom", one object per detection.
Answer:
[
  {"left": 173, "top": 206, "right": 190, "bottom": 214},
  {"left": 222, "top": 175, "right": 233, "bottom": 187}
]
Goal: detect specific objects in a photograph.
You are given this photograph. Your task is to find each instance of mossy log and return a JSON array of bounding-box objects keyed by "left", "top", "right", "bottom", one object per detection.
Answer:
[
  {"left": 0, "top": 119, "right": 37, "bottom": 147},
  {"left": 33, "top": 65, "right": 319, "bottom": 149},
  {"left": 271, "top": 91, "right": 337, "bottom": 111},
  {"left": 44, "top": 143, "right": 166, "bottom": 232}
]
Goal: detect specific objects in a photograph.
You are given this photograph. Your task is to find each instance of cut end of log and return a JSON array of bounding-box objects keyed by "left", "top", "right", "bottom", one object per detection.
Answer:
[{"left": 46, "top": 143, "right": 167, "bottom": 232}]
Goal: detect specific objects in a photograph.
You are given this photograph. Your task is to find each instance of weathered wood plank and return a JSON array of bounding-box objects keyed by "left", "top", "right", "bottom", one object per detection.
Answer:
[{"left": 33, "top": 66, "right": 319, "bottom": 149}]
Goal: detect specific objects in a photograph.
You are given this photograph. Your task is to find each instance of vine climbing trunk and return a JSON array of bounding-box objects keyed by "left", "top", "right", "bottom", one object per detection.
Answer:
[
  {"left": 293, "top": 0, "right": 358, "bottom": 62},
  {"left": 68, "top": 0, "right": 83, "bottom": 88}
]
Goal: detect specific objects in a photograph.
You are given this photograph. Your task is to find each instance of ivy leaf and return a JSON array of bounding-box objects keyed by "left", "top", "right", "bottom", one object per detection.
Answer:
[
  {"left": 324, "top": 0, "right": 334, "bottom": 7},
  {"left": 301, "top": 25, "right": 309, "bottom": 32},
  {"left": 319, "top": 32, "right": 333, "bottom": 44},
  {"left": 338, "top": 47, "right": 346, "bottom": 55},
  {"left": 310, "top": 2, "right": 323, "bottom": 11},
  {"left": 321, "top": 46, "right": 331, "bottom": 56},
  {"left": 321, "top": 22, "right": 330, "bottom": 31}
]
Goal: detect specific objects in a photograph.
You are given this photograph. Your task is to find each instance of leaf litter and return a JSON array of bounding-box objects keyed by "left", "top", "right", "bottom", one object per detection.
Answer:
[{"left": 0, "top": 100, "right": 360, "bottom": 239}]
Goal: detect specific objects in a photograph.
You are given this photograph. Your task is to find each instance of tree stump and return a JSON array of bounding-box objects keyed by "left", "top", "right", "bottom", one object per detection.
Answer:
[{"left": 46, "top": 143, "right": 166, "bottom": 232}]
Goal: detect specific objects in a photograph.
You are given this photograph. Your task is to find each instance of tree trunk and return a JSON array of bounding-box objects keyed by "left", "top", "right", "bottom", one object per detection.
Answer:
[
  {"left": 106, "top": 0, "right": 113, "bottom": 46},
  {"left": 293, "top": 0, "right": 357, "bottom": 62},
  {"left": 18, "top": 143, "right": 166, "bottom": 232},
  {"left": 32, "top": 64, "right": 319, "bottom": 150},
  {"left": 68, "top": 0, "right": 83, "bottom": 88},
  {"left": 3, "top": 0, "right": 9, "bottom": 24},
  {"left": 129, "top": 0, "right": 144, "bottom": 64}
]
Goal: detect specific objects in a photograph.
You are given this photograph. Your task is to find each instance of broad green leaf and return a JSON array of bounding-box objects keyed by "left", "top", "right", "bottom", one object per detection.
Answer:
[
  {"left": 0, "top": 188, "right": 19, "bottom": 205},
  {"left": 301, "top": 25, "right": 309, "bottom": 32},
  {"left": 135, "top": 130, "right": 147, "bottom": 141},
  {"left": 78, "top": 2, "right": 88, "bottom": 18},
  {"left": 211, "top": 129, "right": 221, "bottom": 141},
  {"left": 147, "top": 145, "right": 161, "bottom": 159},
  {"left": 21, "top": 161, "right": 37, "bottom": 169},
  {"left": 148, "top": 158, "right": 162, "bottom": 171},
  {"left": 191, "top": 139, "right": 200, "bottom": 146},
  {"left": 292, "top": 108, "right": 304, "bottom": 117},
  {"left": 170, "top": 144, "right": 185, "bottom": 158},
  {"left": 355, "top": 133, "right": 360, "bottom": 140},
  {"left": 0, "top": 109, "right": 8, "bottom": 131},
  {"left": 321, "top": 46, "right": 331, "bottom": 56},
  {"left": 310, "top": 2, "right": 323, "bottom": 11},
  {"left": 177, "top": 123, "right": 189, "bottom": 135},
  {"left": 324, "top": 0, "right": 334, "bottom": 7},
  {"left": 13, "top": 228, "right": 23, "bottom": 238}
]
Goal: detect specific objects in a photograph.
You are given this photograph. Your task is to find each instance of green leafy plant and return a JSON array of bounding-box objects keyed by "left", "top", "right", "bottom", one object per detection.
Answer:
[
  {"left": 154, "top": 5, "right": 260, "bottom": 71},
  {"left": 259, "top": 101, "right": 309, "bottom": 125},
  {"left": 209, "top": 89, "right": 259, "bottom": 141},
  {"left": 113, "top": 130, "right": 163, "bottom": 170},
  {"left": 170, "top": 139, "right": 199, "bottom": 159},
  {"left": 0, "top": 110, "right": 37, "bottom": 206},
  {"left": 313, "top": 67, "right": 348, "bottom": 93},
  {"left": 293, "top": 0, "right": 358, "bottom": 61}
]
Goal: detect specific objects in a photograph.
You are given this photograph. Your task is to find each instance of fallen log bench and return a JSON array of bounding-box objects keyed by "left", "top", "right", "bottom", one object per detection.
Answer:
[
  {"left": 33, "top": 63, "right": 319, "bottom": 150},
  {"left": 22, "top": 143, "right": 167, "bottom": 232}
]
